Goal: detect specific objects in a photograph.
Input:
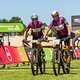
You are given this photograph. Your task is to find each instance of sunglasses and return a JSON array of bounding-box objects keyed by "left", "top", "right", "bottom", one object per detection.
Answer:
[{"left": 32, "top": 18, "right": 38, "bottom": 21}]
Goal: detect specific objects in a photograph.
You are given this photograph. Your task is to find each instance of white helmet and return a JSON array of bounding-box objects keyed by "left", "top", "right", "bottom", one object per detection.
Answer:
[
  {"left": 51, "top": 11, "right": 59, "bottom": 17},
  {"left": 30, "top": 13, "right": 38, "bottom": 19}
]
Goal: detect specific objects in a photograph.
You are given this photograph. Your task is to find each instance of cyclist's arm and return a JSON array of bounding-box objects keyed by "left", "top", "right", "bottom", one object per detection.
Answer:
[
  {"left": 23, "top": 24, "right": 31, "bottom": 40},
  {"left": 23, "top": 30, "right": 28, "bottom": 40},
  {"left": 66, "top": 24, "right": 71, "bottom": 36},
  {"left": 44, "top": 27, "right": 50, "bottom": 37}
]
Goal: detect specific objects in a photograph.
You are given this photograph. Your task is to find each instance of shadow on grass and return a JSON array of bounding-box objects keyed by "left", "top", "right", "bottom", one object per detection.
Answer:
[
  {"left": 59, "top": 72, "right": 77, "bottom": 75},
  {"left": 44, "top": 72, "right": 77, "bottom": 76},
  {"left": 44, "top": 72, "right": 54, "bottom": 75},
  {"left": 70, "top": 67, "right": 80, "bottom": 69}
]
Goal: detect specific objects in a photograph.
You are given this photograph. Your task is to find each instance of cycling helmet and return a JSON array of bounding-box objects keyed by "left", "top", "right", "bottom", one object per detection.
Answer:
[
  {"left": 51, "top": 11, "right": 59, "bottom": 17},
  {"left": 30, "top": 13, "right": 38, "bottom": 19}
]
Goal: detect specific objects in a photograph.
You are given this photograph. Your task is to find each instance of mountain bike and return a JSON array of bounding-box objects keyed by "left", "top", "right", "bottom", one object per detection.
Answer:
[
  {"left": 51, "top": 32, "right": 75, "bottom": 76},
  {"left": 23, "top": 39, "right": 47, "bottom": 76}
]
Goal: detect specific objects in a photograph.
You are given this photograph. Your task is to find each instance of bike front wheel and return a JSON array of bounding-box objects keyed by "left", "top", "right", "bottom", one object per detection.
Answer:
[
  {"left": 31, "top": 49, "right": 38, "bottom": 75},
  {"left": 38, "top": 52, "right": 46, "bottom": 74},
  {"left": 52, "top": 48, "right": 61, "bottom": 76}
]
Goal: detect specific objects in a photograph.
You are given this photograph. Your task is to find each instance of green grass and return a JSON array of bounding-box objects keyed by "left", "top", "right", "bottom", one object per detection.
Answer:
[{"left": 0, "top": 60, "right": 80, "bottom": 80}]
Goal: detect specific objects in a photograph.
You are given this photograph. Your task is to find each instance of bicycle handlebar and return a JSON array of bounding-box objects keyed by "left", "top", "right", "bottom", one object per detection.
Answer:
[
  {"left": 22, "top": 38, "right": 49, "bottom": 47},
  {"left": 22, "top": 38, "right": 49, "bottom": 43},
  {"left": 60, "top": 37, "right": 70, "bottom": 42}
]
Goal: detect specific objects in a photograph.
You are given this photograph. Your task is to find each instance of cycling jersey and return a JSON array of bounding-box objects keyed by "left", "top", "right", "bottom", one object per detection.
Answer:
[
  {"left": 26, "top": 20, "right": 43, "bottom": 39},
  {"left": 49, "top": 17, "right": 69, "bottom": 36}
]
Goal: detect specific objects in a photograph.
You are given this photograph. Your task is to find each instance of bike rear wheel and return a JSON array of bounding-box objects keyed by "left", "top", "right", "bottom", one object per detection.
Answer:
[
  {"left": 31, "top": 49, "right": 38, "bottom": 75},
  {"left": 52, "top": 48, "right": 61, "bottom": 76},
  {"left": 62, "top": 49, "right": 70, "bottom": 74}
]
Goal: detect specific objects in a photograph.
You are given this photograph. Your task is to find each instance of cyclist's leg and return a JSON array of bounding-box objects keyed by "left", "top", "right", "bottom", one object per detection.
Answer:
[
  {"left": 37, "top": 44, "right": 44, "bottom": 53},
  {"left": 37, "top": 34, "right": 45, "bottom": 56},
  {"left": 37, "top": 43, "right": 45, "bottom": 74},
  {"left": 33, "top": 35, "right": 44, "bottom": 53},
  {"left": 33, "top": 35, "right": 45, "bottom": 60},
  {"left": 64, "top": 39, "right": 71, "bottom": 68},
  {"left": 33, "top": 35, "right": 45, "bottom": 74}
]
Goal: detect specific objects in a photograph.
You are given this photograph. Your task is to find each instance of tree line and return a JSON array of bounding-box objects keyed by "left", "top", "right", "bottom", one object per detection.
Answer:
[{"left": 0, "top": 16, "right": 23, "bottom": 23}]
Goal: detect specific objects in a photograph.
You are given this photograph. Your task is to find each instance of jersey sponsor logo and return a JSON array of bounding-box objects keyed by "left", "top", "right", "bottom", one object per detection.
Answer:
[
  {"left": 32, "top": 27, "right": 41, "bottom": 32},
  {"left": 58, "top": 24, "right": 64, "bottom": 30}
]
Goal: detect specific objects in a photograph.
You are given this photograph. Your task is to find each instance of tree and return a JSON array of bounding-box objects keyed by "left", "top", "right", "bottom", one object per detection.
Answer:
[
  {"left": 0, "top": 19, "right": 8, "bottom": 23},
  {"left": 9, "top": 16, "right": 22, "bottom": 23},
  {"left": 43, "top": 23, "right": 48, "bottom": 28}
]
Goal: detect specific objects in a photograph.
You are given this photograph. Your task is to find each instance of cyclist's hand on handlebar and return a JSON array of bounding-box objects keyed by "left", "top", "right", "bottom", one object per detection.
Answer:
[
  {"left": 62, "top": 35, "right": 71, "bottom": 41},
  {"left": 22, "top": 39, "right": 31, "bottom": 47},
  {"left": 66, "top": 35, "right": 71, "bottom": 39},
  {"left": 22, "top": 39, "right": 27, "bottom": 43}
]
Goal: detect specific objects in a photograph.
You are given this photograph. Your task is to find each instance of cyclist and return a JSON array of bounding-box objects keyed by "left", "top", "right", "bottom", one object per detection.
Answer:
[
  {"left": 23, "top": 13, "right": 45, "bottom": 74},
  {"left": 44, "top": 11, "right": 71, "bottom": 72}
]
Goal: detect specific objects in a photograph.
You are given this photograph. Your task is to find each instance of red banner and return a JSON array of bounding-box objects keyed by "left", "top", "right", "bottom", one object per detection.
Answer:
[
  {"left": 0, "top": 46, "right": 29, "bottom": 65},
  {"left": 16, "top": 47, "right": 29, "bottom": 62}
]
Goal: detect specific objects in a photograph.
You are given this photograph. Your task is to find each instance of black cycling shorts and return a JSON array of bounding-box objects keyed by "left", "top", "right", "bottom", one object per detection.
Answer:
[{"left": 57, "top": 35, "right": 70, "bottom": 46}]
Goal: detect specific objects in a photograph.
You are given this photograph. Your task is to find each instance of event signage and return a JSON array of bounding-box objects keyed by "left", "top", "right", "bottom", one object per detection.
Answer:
[
  {"left": 0, "top": 23, "right": 24, "bottom": 32},
  {"left": 71, "top": 16, "right": 80, "bottom": 31},
  {"left": 73, "top": 36, "right": 80, "bottom": 58},
  {"left": 73, "top": 36, "right": 80, "bottom": 49},
  {"left": 0, "top": 46, "right": 29, "bottom": 64},
  {"left": 71, "top": 16, "right": 80, "bottom": 27}
]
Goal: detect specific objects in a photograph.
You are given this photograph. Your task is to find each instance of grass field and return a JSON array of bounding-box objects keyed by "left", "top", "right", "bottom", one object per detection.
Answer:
[{"left": 0, "top": 60, "right": 80, "bottom": 80}]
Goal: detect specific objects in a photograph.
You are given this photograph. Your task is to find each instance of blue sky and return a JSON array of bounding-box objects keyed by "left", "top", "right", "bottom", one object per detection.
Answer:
[{"left": 0, "top": 0, "right": 80, "bottom": 26}]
